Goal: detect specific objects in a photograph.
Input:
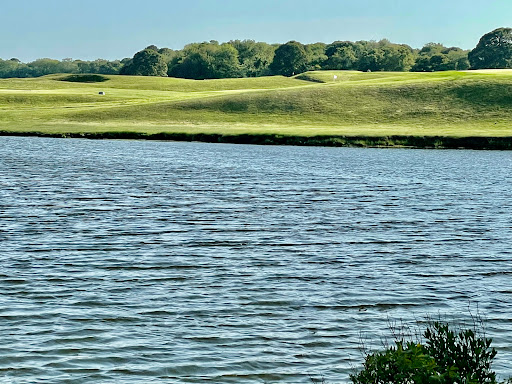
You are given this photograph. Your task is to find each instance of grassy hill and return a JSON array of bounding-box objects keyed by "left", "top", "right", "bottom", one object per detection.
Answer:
[{"left": 1, "top": 70, "right": 512, "bottom": 148}]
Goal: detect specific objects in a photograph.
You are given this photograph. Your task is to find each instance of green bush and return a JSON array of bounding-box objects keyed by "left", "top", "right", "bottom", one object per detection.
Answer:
[
  {"left": 350, "top": 322, "right": 503, "bottom": 384},
  {"left": 424, "top": 322, "right": 496, "bottom": 384},
  {"left": 350, "top": 341, "right": 441, "bottom": 384}
]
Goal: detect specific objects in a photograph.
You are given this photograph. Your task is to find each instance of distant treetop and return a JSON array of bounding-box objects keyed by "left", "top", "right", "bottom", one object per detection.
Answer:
[
  {"left": 469, "top": 27, "right": 512, "bottom": 69},
  {"left": 1, "top": 28, "right": 511, "bottom": 79}
]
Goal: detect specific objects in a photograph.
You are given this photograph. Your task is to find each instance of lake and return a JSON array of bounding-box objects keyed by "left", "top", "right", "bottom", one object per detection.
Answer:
[{"left": 1, "top": 136, "right": 511, "bottom": 383}]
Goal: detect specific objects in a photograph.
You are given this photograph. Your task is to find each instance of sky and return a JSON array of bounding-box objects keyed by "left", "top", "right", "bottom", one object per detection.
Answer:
[{"left": 1, "top": 0, "right": 511, "bottom": 62}]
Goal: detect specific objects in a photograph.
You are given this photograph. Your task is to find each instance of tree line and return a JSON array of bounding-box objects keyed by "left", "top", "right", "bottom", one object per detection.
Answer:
[
  {"left": 0, "top": 58, "right": 125, "bottom": 79},
  {"left": 1, "top": 28, "right": 511, "bottom": 79}
]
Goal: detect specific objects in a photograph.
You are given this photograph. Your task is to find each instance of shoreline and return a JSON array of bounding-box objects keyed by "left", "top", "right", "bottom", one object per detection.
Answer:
[{"left": 2, "top": 130, "right": 512, "bottom": 150}]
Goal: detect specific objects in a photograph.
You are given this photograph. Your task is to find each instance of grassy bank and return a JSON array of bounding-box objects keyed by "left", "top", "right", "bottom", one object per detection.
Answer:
[{"left": 1, "top": 70, "right": 512, "bottom": 148}]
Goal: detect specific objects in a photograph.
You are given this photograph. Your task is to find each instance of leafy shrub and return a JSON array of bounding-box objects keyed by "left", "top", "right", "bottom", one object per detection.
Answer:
[
  {"left": 424, "top": 322, "right": 496, "bottom": 384},
  {"left": 350, "top": 341, "right": 440, "bottom": 384},
  {"left": 350, "top": 322, "right": 502, "bottom": 384}
]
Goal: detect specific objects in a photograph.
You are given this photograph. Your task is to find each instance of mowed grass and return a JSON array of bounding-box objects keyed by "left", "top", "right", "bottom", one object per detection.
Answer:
[{"left": 1, "top": 71, "right": 512, "bottom": 138}]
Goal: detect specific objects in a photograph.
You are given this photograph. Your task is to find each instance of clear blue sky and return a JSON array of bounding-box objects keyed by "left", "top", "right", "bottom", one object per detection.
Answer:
[{"left": 1, "top": 0, "right": 511, "bottom": 62}]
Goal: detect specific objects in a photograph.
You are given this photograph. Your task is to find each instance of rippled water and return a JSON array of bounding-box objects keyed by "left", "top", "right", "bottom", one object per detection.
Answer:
[{"left": 1, "top": 136, "right": 512, "bottom": 383}]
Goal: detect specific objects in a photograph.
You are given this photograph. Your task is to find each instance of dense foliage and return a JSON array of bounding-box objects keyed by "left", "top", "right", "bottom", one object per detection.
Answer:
[
  {"left": 412, "top": 43, "right": 470, "bottom": 71},
  {"left": 350, "top": 322, "right": 506, "bottom": 384},
  {"left": 120, "top": 48, "right": 168, "bottom": 77},
  {"left": 469, "top": 28, "right": 512, "bottom": 69},
  {"left": 269, "top": 41, "right": 309, "bottom": 76},
  {"left": 168, "top": 41, "right": 241, "bottom": 79},
  {"left": 1, "top": 27, "right": 511, "bottom": 79},
  {"left": 0, "top": 58, "right": 123, "bottom": 78}
]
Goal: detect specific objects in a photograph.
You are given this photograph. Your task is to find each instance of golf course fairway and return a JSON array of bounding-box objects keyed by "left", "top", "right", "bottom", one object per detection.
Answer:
[{"left": 1, "top": 70, "right": 512, "bottom": 149}]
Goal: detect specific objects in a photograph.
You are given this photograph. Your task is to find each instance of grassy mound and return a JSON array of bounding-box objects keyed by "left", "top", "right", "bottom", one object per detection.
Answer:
[{"left": 1, "top": 70, "right": 512, "bottom": 147}]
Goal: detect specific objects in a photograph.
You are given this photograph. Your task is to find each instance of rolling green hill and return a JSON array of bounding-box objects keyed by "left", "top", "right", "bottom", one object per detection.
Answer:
[{"left": 1, "top": 70, "right": 512, "bottom": 148}]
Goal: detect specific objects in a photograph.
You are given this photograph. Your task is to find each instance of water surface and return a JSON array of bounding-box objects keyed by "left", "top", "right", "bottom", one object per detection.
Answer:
[{"left": 1, "top": 136, "right": 511, "bottom": 383}]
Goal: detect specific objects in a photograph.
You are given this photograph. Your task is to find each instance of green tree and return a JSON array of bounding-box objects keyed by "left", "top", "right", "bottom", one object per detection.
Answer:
[
  {"left": 469, "top": 27, "right": 512, "bottom": 69},
  {"left": 120, "top": 49, "right": 168, "bottom": 76},
  {"left": 158, "top": 48, "right": 178, "bottom": 65},
  {"left": 412, "top": 55, "right": 434, "bottom": 72},
  {"left": 169, "top": 51, "right": 210, "bottom": 79},
  {"left": 379, "top": 43, "right": 415, "bottom": 71},
  {"left": 429, "top": 54, "right": 451, "bottom": 71},
  {"left": 355, "top": 40, "right": 415, "bottom": 72},
  {"left": 169, "top": 42, "right": 240, "bottom": 79},
  {"left": 0, "top": 59, "right": 22, "bottom": 78},
  {"left": 325, "top": 45, "right": 357, "bottom": 70},
  {"left": 448, "top": 50, "right": 470, "bottom": 70},
  {"left": 304, "top": 42, "right": 327, "bottom": 70},
  {"left": 59, "top": 58, "right": 79, "bottom": 73},
  {"left": 210, "top": 43, "right": 241, "bottom": 78},
  {"left": 229, "top": 40, "right": 275, "bottom": 77},
  {"left": 269, "top": 41, "right": 308, "bottom": 76},
  {"left": 325, "top": 41, "right": 360, "bottom": 70},
  {"left": 356, "top": 41, "right": 384, "bottom": 72},
  {"left": 28, "top": 58, "right": 68, "bottom": 77},
  {"left": 412, "top": 43, "right": 470, "bottom": 72},
  {"left": 145, "top": 45, "right": 159, "bottom": 52},
  {"left": 76, "top": 59, "right": 122, "bottom": 74}
]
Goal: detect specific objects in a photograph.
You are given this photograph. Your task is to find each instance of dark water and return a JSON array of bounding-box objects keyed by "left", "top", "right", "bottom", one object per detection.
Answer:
[{"left": 1, "top": 136, "right": 511, "bottom": 383}]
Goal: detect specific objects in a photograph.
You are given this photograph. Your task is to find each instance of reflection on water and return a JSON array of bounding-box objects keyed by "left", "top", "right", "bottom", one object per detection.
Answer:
[{"left": 1, "top": 136, "right": 511, "bottom": 383}]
